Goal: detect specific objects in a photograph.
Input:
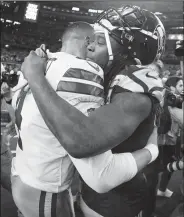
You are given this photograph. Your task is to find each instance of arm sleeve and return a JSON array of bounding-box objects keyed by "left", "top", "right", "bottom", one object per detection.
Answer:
[{"left": 69, "top": 150, "right": 138, "bottom": 193}]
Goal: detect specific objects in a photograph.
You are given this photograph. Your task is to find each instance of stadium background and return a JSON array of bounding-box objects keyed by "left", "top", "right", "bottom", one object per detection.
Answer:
[{"left": 1, "top": 1, "right": 183, "bottom": 217}]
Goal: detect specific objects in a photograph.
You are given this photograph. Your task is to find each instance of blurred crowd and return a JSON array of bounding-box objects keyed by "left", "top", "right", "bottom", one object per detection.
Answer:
[
  {"left": 1, "top": 24, "right": 62, "bottom": 51},
  {"left": 1, "top": 48, "right": 28, "bottom": 63},
  {"left": 2, "top": 32, "right": 44, "bottom": 50},
  {"left": 162, "top": 51, "right": 179, "bottom": 61}
]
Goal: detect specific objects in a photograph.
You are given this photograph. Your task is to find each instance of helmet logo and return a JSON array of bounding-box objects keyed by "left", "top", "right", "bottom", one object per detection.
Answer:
[{"left": 125, "top": 33, "right": 134, "bottom": 42}]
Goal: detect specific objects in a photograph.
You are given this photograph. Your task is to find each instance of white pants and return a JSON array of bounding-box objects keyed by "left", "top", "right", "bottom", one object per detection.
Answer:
[{"left": 11, "top": 174, "right": 75, "bottom": 217}]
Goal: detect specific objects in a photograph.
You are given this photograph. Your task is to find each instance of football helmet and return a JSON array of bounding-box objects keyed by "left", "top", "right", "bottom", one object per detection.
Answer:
[{"left": 95, "top": 5, "right": 166, "bottom": 65}]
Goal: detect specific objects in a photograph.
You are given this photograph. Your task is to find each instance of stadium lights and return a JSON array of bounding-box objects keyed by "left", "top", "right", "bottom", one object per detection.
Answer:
[
  {"left": 3, "top": 19, "right": 20, "bottom": 25},
  {"left": 154, "top": 12, "right": 163, "bottom": 15},
  {"left": 170, "top": 27, "right": 184, "bottom": 30},
  {"left": 13, "top": 21, "right": 21, "bottom": 25},
  {"left": 24, "top": 3, "right": 39, "bottom": 22},
  {"left": 4, "top": 3, "right": 10, "bottom": 7},
  {"left": 6, "top": 19, "right": 13, "bottom": 23},
  {"left": 72, "top": 7, "right": 80, "bottom": 11},
  {"left": 88, "top": 9, "right": 98, "bottom": 13},
  {"left": 88, "top": 9, "right": 103, "bottom": 13},
  {"left": 168, "top": 34, "right": 184, "bottom": 40}
]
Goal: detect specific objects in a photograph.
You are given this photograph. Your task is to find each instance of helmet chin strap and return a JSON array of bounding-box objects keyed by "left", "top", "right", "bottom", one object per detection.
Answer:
[
  {"left": 93, "top": 22, "right": 114, "bottom": 63},
  {"left": 104, "top": 28, "right": 114, "bottom": 62}
]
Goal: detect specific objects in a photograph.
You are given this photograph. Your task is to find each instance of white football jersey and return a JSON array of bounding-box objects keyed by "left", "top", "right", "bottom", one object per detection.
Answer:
[{"left": 12, "top": 52, "right": 104, "bottom": 193}]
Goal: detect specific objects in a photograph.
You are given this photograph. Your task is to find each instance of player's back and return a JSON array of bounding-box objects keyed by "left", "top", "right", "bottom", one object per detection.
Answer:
[
  {"left": 13, "top": 52, "right": 104, "bottom": 193},
  {"left": 46, "top": 52, "right": 104, "bottom": 114}
]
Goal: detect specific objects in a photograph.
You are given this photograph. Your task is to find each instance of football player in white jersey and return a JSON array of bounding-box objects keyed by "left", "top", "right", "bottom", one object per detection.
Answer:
[
  {"left": 20, "top": 5, "right": 166, "bottom": 217},
  {"left": 11, "top": 21, "right": 158, "bottom": 217}
]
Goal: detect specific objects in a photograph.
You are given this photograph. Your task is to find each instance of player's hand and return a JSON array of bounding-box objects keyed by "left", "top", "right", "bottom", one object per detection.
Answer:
[
  {"left": 35, "top": 44, "right": 53, "bottom": 59},
  {"left": 35, "top": 44, "right": 47, "bottom": 58},
  {"left": 21, "top": 51, "right": 47, "bottom": 81},
  {"left": 147, "top": 127, "right": 158, "bottom": 146}
]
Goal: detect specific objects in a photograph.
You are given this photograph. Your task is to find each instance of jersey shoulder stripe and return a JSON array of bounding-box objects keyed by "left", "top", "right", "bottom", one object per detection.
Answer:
[
  {"left": 63, "top": 68, "right": 103, "bottom": 86},
  {"left": 118, "top": 65, "right": 147, "bottom": 76},
  {"left": 56, "top": 80, "right": 104, "bottom": 97}
]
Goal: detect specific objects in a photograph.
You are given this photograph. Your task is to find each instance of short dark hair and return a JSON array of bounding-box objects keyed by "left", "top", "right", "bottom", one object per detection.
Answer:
[
  {"left": 165, "top": 76, "right": 182, "bottom": 88},
  {"left": 62, "top": 22, "right": 93, "bottom": 42}
]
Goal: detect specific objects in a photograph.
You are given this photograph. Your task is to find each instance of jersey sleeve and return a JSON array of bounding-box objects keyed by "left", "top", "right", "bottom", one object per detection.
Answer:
[{"left": 69, "top": 151, "right": 138, "bottom": 193}]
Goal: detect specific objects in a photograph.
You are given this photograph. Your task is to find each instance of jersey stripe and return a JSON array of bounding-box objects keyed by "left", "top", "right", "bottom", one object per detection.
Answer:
[
  {"left": 51, "top": 193, "right": 57, "bottom": 217},
  {"left": 149, "top": 86, "right": 164, "bottom": 93},
  {"left": 111, "top": 86, "right": 132, "bottom": 99},
  {"left": 120, "top": 65, "right": 144, "bottom": 76},
  {"left": 39, "top": 191, "right": 46, "bottom": 217},
  {"left": 64, "top": 68, "right": 103, "bottom": 86},
  {"left": 127, "top": 73, "right": 149, "bottom": 93},
  {"left": 59, "top": 77, "right": 103, "bottom": 89},
  {"left": 57, "top": 81, "right": 104, "bottom": 97},
  {"left": 15, "top": 88, "right": 29, "bottom": 150}
]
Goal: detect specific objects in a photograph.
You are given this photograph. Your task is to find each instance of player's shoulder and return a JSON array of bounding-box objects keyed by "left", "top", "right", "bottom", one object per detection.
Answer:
[
  {"left": 127, "top": 64, "right": 160, "bottom": 78},
  {"left": 72, "top": 58, "right": 103, "bottom": 77},
  {"left": 53, "top": 52, "right": 102, "bottom": 70},
  {"left": 50, "top": 52, "right": 76, "bottom": 64},
  {"left": 66, "top": 59, "right": 104, "bottom": 81},
  {"left": 118, "top": 65, "right": 151, "bottom": 76},
  {"left": 111, "top": 92, "right": 152, "bottom": 114}
]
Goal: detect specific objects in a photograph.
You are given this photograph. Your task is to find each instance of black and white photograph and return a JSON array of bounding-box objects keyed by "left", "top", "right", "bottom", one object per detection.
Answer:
[{"left": 1, "top": 1, "right": 183, "bottom": 217}]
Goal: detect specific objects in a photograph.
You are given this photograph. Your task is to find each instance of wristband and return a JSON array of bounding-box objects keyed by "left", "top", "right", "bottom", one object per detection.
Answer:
[{"left": 144, "top": 143, "right": 159, "bottom": 164}]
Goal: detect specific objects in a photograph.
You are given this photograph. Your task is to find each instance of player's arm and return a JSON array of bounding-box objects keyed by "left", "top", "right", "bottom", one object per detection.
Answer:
[
  {"left": 26, "top": 74, "right": 152, "bottom": 158},
  {"left": 21, "top": 51, "right": 153, "bottom": 158},
  {"left": 70, "top": 128, "right": 158, "bottom": 193}
]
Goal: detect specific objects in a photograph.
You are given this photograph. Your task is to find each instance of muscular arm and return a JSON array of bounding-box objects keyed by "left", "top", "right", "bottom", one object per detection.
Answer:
[{"left": 27, "top": 74, "right": 152, "bottom": 158}]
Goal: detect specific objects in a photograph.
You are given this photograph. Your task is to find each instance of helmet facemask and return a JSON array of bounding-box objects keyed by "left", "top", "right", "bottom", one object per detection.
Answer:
[
  {"left": 96, "top": 5, "right": 147, "bottom": 45},
  {"left": 95, "top": 5, "right": 166, "bottom": 65}
]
